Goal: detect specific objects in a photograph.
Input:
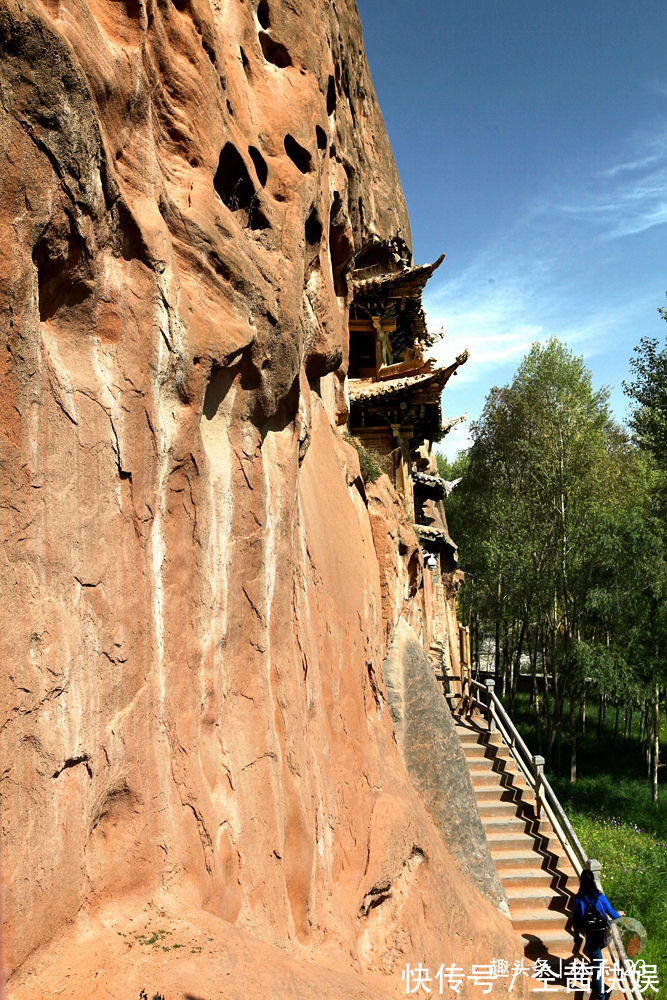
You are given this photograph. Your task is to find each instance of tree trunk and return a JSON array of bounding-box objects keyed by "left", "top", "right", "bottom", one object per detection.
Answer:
[
  {"left": 532, "top": 642, "right": 542, "bottom": 754},
  {"left": 597, "top": 693, "right": 603, "bottom": 745},
  {"left": 509, "top": 620, "right": 526, "bottom": 717},
  {"left": 542, "top": 644, "right": 552, "bottom": 771},
  {"left": 554, "top": 671, "right": 562, "bottom": 776},
  {"left": 569, "top": 685, "right": 577, "bottom": 783},
  {"left": 638, "top": 703, "right": 645, "bottom": 744},
  {"left": 581, "top": 694, "right": 586, "bottom": 737},
  {"left": 652, "top": 687, "right": 660, "bottom": 805},
  {"left": 613, "top": 703, "right": 619, "bottom": 745},
  {"left": 475, "top": 614, "right": 480, "bottom": 674}
]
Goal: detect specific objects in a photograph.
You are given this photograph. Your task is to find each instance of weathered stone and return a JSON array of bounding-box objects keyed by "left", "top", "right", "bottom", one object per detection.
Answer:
[{"left": 383, "top": 619, "right": 510, "bottom": 915}]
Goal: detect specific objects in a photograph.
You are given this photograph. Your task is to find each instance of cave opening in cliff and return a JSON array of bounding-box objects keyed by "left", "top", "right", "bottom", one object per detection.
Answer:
[
  {"left": 247, "top": 196, "right": 271, "bottom": 231},
  {"left": 326, "top": 74, "right": 336, "bottom": 115},
  {"left": 316, "top": 125, "right": 327, "bottom": 150},
  {"left": 256, "top": 0, "right": 269, "bottom": 29},
  {"left": 284, "top": 134, "right": 313, "bottom": 174},
  {"left": 305, "top": 207, "right": 323, "bottom": 247},
  {"left": 258, "top": 31, "right": 291, "bottom": 68},
  {"left": 33, "top": 230, "right": 93, "bottom": 323},
  {"left": 214, "top": 143, "right": 256, "bottom": 222}
]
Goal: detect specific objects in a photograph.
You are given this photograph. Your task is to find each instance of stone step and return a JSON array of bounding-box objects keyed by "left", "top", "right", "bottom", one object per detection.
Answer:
[
  {"left": 518, "top": 928, "right": 576, "bottom": 959},
  {"left": 480, "top": 816, "right": 528, "bottom": 834},
  {"left": 477, "top": 799, "right": 523, "bottom": 817},
  {"left": 492, "top": 851, "right": 551, "bottom": 871},
  {"left": 454, "top": 726, "right": 502, "bottom": 745},
  {"left": 497, "top": 867, "right": 559, "bottom": 888},
  {"left": 512, "top": 908, "right": 571, "bottom": 932},
  {"left": 471, "top": 774, "right": 504, "bottom": 789},
  {"left": 461, "top": 744, "right": 510, "bottom": 761},
  {"left": 486, "top": 831, "right": 534, "bottom": 851},
  {"left": 473, "top": 786, "right": 522, "bottom": 802},
  {"left": 506, "top": 886, "right": 566, "bottom": 911},
  {"left": 454, "top": 712, "right": 578, "bottom": 963},
  {"left": 464, "top": 740, "right": 511, "bottom": 757}
]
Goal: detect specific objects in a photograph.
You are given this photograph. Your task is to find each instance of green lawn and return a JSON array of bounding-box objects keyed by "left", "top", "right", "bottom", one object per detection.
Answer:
[
  {"left": 555, "top": 795, "right": 667, "bottom": 993},
  {"left": 498, "top": 688, "right": 667, "bottom": 992}
]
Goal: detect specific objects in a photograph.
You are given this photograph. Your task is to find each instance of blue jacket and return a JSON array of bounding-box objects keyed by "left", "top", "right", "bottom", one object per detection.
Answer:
[{"left": 572, "top": 892, "right": 620, "bottom": 937}]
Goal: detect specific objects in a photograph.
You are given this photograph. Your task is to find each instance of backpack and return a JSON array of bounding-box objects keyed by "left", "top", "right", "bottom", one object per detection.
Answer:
[{"left": 581, "top": 896, "right": 609, "bottom": 935}]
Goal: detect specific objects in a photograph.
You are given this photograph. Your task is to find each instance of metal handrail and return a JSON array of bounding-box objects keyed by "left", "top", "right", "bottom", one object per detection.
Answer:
[{"left": 463, "top": 678, "right": 643, "bottom": 1000}]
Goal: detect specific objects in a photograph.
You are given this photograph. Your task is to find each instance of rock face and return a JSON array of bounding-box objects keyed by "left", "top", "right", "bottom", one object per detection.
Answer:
[
  {"left": 382, "top": 620, "right": 509, "bottom": 915},
  {"left": 0, "top": 0, "right": 526, "bottom": 995}
]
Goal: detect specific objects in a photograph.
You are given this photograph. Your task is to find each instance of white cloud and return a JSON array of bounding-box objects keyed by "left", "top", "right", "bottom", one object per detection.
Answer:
[{"left": 556, "top": 128, "right": 667, "bottom": 239}]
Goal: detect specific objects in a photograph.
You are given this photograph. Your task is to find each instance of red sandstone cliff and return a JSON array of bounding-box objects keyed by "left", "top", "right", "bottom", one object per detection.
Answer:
[{"left": 0, "top": 0, "right": 527, "bottom": 995}]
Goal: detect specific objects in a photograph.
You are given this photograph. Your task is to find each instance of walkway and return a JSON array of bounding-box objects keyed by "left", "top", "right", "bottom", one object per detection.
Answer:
[{"left": 454, "top": 713, "right": 577, "bottom": 960}]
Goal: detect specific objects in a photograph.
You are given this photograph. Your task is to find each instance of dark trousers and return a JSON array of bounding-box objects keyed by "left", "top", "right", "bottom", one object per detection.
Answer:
[{"left": 586, "top": 933, "right": 606, "bottom": 997}]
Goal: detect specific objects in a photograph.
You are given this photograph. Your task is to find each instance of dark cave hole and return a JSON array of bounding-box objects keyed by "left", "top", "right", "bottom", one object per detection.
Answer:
[
  {"left": 316, "top": 125, "right": 327, "bottom": 150},
  {"left": 329, "top": 191, "right": 353, "bottom": 297},
  {"left": 248, "top": 145, "right": 268, "bottom": 186},
  {"left": 305, "top": 207, "right": 323, "bottom": 246},
  {"left": 284, "top": 134, "right": 312, "bottom": 174},
  {"left": 326, "top": 75, "right": 336, "bottom": 115},
  {"left": 257, "top": 0, "right": 269, "bottom": 29},
  {"left": 258, "top": 31, "right": 291, "bottom": 68},
  {"left": 214, "top": 143, "right": 255, "bottom": 215},
  {"left": 33, "top": 230, "right": 93, "bottom": 323},
  {"left": 240, "top": 46, "right": 251, "bottom": 76},
  {"left": 247, "top": 196, "right": 271, "bottom": 231}
]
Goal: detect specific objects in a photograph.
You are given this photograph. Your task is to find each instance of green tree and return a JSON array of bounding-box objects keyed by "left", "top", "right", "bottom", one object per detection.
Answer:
[
  {"left": 441, "top": 338, "right": 666, "bottom": 793},
  {"left": 623, "top": 299, "right": 667, "bottom": 802},
  {"left": 623, "top": 299, "right": 667, "bottom": 467}
]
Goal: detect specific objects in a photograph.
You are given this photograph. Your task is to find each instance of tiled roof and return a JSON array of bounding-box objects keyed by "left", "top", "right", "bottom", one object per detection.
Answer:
[
  {"left": 413, "top": 524, "right": 448, "bottom": 540},
  {"left": 351, "top": 254, "right": 445, "bottom": 295},
  {"left": 348, "top": 368, "right": 447, "bottom": 402},
  {"left": 348, "top": 351, "right": 469, "bottom": 403},
  {"left": 413, "top": 471, "right": 446, "bottom": 487}
]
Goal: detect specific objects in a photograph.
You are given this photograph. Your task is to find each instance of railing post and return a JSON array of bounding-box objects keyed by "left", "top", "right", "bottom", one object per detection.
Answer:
[
  {"left": 485, "top": 678, "right": 495, "bottom": 732},
  {"left": 532, "top": 754, "right": 545, "bottom": 819},
  {"left": 586, "top": 858, "right": 603, "bottom": 890}
]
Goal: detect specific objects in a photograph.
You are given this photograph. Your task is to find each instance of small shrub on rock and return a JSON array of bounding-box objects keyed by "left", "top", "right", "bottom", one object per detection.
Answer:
[{"left": 343, "top": 433, "right": 385, "bottom": 484}]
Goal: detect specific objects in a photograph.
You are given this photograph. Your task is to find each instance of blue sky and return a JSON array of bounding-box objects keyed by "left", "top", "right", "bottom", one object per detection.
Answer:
[{"left": 356, "top": 0, "right": 667, "bottom": 458}]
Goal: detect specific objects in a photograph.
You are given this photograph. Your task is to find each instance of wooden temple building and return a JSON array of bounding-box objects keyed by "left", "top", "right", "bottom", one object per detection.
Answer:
[{"left": 346, "top": 237, "right": 469, "bottom": 671}]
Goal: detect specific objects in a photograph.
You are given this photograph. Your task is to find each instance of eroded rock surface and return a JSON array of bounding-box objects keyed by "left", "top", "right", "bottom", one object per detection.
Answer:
[
  {"left": 0, "top": 0, "right": 526, "bottom": 994},
  {"left": 383, "top": 620, "right": 510, "bottom": 915}
]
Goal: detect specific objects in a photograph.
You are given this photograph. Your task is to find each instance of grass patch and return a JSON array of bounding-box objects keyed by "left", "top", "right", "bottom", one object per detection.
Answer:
[
  {"left": 343, "top": 433, "right": 386, "bottom": 485},
  {"left": 562, "top": 810, "right": 667, "bottom": 990}
]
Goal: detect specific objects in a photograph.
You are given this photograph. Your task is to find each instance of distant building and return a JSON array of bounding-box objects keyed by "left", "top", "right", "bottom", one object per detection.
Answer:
[{"left": 346, "top": 237, "right": 469, "bottom": 674}]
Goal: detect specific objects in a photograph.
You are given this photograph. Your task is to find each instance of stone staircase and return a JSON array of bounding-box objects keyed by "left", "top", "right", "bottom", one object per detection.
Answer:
[{"left": 454, "top": 713, "right": 577, "bottom": 960}]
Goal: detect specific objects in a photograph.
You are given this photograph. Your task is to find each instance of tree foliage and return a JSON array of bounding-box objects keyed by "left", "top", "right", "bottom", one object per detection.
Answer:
[{"left": 439, "top": 337, "right": 667, "bottom": 798}]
